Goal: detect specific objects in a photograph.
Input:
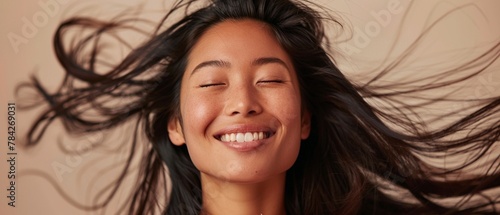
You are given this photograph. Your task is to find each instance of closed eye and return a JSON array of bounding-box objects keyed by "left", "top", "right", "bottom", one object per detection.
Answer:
[
  {"left": 199, "top": 83, "right": 225, "bottom": 88},
  {"left": 258, "top": 80, "right": 284, "bottom": 84}
]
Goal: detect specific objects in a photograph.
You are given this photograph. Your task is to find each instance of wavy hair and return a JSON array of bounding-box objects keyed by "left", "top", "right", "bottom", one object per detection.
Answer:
[{"left": 20, "top": 0, "right": 499, "bottom": 214}]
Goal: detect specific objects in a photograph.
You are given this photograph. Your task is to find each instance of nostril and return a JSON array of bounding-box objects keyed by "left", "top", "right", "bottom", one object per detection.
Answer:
[
  {"left": 225, "top": 99, "right": 262, "bottom": 116},
  {"left": 231, "top": 109, "right": 257, "bottom": 115}
]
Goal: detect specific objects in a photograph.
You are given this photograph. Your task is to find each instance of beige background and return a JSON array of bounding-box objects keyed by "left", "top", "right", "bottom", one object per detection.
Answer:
[{"left": 1, "top": 0, "right": 499, "bottom": 214}]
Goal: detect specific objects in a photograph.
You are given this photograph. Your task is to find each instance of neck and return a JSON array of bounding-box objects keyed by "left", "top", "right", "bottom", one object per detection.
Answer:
[{"left": 200, "top": 172, "right": 287, "bottom": 215}]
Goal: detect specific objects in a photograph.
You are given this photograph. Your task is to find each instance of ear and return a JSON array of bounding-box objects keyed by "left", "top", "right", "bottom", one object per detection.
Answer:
[
  {"left": 168, "top": 117, "right": 185, "bottom": 146},
  {"left": 301, "top": 110, "right": 311, "bottom": 140}
]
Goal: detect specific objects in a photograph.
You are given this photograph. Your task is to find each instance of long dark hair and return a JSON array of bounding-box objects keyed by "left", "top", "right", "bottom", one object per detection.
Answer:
[{"left": 19, "top": 0, "right": 499, "bottom": 214}]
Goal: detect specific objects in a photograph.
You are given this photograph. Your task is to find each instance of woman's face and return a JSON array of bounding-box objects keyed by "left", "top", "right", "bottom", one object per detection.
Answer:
[{"left": 168, "top": 19, "right": 310, "bottom": 183}]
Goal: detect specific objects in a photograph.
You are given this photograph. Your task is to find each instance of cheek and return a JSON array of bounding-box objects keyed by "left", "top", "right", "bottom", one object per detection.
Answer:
[
  {"left": 180, "top": 92, "right": 220, "bottom": 170},
  {"left": 181, "top": 93, "right": 219, "bottom": 137},
  {"left": 269, "top": 89, "right": 302, "bottom": 126},
  {"left": 267, "top": 89, "right": 303, "bottom": 166}
]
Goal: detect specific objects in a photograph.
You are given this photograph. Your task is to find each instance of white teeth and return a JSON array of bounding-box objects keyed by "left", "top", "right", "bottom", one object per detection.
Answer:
[
  {"left": 244, "top": 132, "right": 253, "bottom": 141},
  {"left": 236, "top": 133, "right": 245, "bottom": 142},
  {"left": 218, "top": 131, "right": 268, "bottom": 142}
]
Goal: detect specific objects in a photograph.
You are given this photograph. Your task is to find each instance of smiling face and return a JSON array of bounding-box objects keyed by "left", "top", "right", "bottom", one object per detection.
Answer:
[{"left": 168, "top": 19, "right": 310, "bottom": 183}]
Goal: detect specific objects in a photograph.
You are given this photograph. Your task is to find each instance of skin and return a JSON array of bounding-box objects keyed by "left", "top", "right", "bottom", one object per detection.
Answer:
[{"left": 168, "top": 19, "right": 311, "bottom": 215}]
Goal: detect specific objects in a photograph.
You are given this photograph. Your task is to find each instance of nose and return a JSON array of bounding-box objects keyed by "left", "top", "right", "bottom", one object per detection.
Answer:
[{"left": 224, "top": 83, "right": 262, "bottom": 117}]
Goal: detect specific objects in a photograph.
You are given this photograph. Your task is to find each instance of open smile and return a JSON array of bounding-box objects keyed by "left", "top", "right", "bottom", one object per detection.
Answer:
[
  {"left": 213, "top": 126, "right": 277, "bottom": 151},
  {"left": 215, "top": 131, "right": 273, "bottom": 142}
]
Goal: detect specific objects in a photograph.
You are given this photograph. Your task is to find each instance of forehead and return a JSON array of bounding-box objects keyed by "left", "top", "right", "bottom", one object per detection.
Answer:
[{"left": 186, "top": 19, "right": 292, "bottom": 67}]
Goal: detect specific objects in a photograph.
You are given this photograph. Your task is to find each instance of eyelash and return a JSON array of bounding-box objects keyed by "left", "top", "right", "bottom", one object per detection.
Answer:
[
  {"left": 199, "top": 83, "right": 225, "bottom": 88},
  {"left": 258, "top": 80, "right": 284, "bottom": 84},
  {"left": 198, "top": 80, "right": 284, "bottom": 88}
]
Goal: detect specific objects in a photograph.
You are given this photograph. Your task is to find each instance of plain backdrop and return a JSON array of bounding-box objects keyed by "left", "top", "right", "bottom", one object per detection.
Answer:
[{"left": 1, "top": 0, "right": 499, "bottom": 214}]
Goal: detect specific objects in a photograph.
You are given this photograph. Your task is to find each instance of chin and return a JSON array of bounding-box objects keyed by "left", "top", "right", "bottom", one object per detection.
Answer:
[
  {"left": 210, "top": 165, "right": 290, "bottom": 184},
  {"left": 224, "top": 174, "right": 271, "bottom": 184}
]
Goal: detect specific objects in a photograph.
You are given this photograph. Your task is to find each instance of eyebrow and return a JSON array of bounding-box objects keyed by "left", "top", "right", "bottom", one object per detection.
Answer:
[
  {"left": 190, "top": 57, "right": 289, "bottom": 76},
  {"left": 191, "top": 60, "right": 230, "bottom": 76},
  {"left": 252, "top": 57, "right": 289, "bottom": 70}
]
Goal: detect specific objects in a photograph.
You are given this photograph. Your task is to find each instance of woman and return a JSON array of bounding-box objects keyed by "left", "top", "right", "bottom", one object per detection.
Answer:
[{"left": 20, "top": 0, "right": 499, "bottom": 214}]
